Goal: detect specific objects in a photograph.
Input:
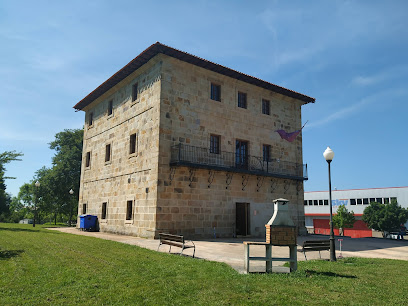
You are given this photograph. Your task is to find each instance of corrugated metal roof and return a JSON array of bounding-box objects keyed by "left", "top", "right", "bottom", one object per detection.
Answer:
[{"left": 73, "top": 42, "right": 315, "bottom": 110}]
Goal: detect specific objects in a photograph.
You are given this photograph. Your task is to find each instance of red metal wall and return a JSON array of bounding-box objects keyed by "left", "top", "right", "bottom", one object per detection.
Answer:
[{"left": 313, "top": 219, "right": 372, "bottom": 238}]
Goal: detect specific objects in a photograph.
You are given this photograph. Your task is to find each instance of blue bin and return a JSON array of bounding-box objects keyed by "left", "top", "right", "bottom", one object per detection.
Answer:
[{"left": 79, "top": 215, "right": 98, "bottom": 231}]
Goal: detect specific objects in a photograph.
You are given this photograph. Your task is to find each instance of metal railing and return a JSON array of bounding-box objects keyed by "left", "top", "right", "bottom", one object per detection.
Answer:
[{"left": 170, "top": 144, "right": 307, "bottom": 180}]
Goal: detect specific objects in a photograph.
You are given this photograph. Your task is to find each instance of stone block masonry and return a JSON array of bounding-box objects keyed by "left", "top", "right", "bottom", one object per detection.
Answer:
[{"left": 75, "top": 43, "right": 312, "bottom": 239}]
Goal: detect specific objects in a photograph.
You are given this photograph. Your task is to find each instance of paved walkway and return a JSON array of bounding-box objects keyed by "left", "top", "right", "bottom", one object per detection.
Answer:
[{"left": 48, "top": 227, "right": 408, "bottom": 273}]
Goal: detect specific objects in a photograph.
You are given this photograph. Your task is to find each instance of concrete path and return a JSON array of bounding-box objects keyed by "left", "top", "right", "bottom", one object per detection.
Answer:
[{"left": 48, "top": 227, "right": 408, "bottom": 273}]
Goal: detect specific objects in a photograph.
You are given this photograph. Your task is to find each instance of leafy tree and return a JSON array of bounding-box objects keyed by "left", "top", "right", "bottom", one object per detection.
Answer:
[
  {"left": 48, "top": 129, "right": 83, "bottom": 226},
  {"left": 0, "top": 151, "right": 23, "bottom": 219},
  {"left": 363, "top": 200, "right": 408, "bottom": 236},
  {"left": 333, "top": 204, "right": 355, "bottom": 236}
]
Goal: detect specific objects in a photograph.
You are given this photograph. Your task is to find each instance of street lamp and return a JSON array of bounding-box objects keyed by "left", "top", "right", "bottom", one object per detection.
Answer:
[
  {"left": 33, "top": 180, "right": 40, "bottom": 227},
  {"left": 323, "top": 147, "right": 336, "bottom": 261}
]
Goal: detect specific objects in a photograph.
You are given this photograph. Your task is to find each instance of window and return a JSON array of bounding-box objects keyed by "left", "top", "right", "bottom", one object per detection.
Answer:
[
  {"left": 105, "top": 144, "right": 111, "bottom": 162},
  {"left": 82, "top": 203, "right": 87, "bottom": 215},
  {"left": 308, "top": 200, "right": 313, "bottom": 206},
  {"left": 363, "top": 198, "right": 369, "bottom": 205},
  {"left": 384, "top": 198, "right": 390, "bottom": 204},
  {"left": 391, "top": 197, "right": 397, "bottom": 203},
  {"left": 263, "top": 145, "right": 271, "bottom": 162},
  {"left": 262, "top": 99, "right": 270, "bottom": 115},
  {"left": 108, "top": 100, "right": 113, "bottom": 116},
  {"left": 235, "top": 140, "right": 248, "bottom": 168},
  {"left": 319, "top": 200, "right": 323, "bottom": 206},
  {"left": 304, "top": 200, "right": 307, "bottom": 206},
  {"left": 85, "top": 152, "right": 91, "bottom": 168},
  {"left": 129, "top": 133, "right": 137, "bottom": 155},
  {"left": 313, "top": 200, "right": 318, "bottom": 206},
  {"left": 126, "top": 200, "right": 133, "bottom": 220},
  {"left": 210, "top": 83, "right": 221, "bottom": 101},
  {"left": 132, "top": 83, "right": 138, "bottom": 102},
  {"left": 238, "top": 92, "right": 247, "bottom": 109},
  {"left": 350, "top": 199, "right": 356, "bottom": 205},
  {"left": 210, "top": 135, "right": 220, "bottom": 154},
  {"left": 101, "top": 202, "right": 107, "bottom": 219},
  {"left": 357, "top": 199, "right": 362, "bottom": 205},
  {"left": 376, "top": 198, "right": 383, "bottom": 204},
  {"left": 88, "top": 112, "right": 93, "bottom": 127},
  {"left": 370, "top": 198, "right": 375, "bottom": 203},
  {"left": 324, "top": 200, "right": 329, "bottom": 206}
]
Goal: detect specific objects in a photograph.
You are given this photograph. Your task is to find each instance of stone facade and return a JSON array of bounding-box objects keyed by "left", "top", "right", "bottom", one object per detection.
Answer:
[{"left": 75, "top": 43, "right": 313, "bottom": 239}]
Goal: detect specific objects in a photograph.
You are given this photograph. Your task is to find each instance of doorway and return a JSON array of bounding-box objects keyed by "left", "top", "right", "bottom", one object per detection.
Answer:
[{"left": 236, "top": 202, "right": 250, "bottom": 236}]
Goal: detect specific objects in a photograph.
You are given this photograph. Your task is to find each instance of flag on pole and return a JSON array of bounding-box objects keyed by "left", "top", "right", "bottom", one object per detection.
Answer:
[{"left": 276, "top": 121, "right": 308, "bottom": 142}]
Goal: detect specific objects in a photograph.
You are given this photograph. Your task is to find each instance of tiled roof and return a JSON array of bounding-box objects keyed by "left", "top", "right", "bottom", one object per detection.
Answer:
[{"left": 73, "top": 42, "right": 315, "bottom": 110}]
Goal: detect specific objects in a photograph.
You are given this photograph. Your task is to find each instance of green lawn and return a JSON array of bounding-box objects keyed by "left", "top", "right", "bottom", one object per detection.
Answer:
[{"left": 1, "top": 223, "right": 407, "bottom": 305}]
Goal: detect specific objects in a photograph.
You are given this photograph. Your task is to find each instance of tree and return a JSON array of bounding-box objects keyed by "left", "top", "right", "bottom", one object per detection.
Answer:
[
  {"left": 363, "top": 200, "right": 408, "bottom": 236},
  {"left": 48, "top": 129, "right": 83, "bottom": 226},
  {"left": 333, "top": 204, "right": 355, "bottom": 236},
  {"left": 0, "top": 151, "right": 23, "bottom": 220}
]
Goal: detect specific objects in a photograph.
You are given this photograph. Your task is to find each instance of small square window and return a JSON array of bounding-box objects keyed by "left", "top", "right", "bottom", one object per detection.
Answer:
[
  {"left": 82, "top": 203, "right": 87, "bottom": 215},
  {"left": 101, "top": 202, "right": 107, "bottom": 219},
  {"left": 210, "top": 83, "right": 221, "bottom": 101},
  {"left": 210, "top": 135, "right": 220, "bottom": 154},
  {"left": 324, "top": 200, "right": 329, "bottom": 205},
  {"left": 129, "top": 133, "right": 137, "bottom": 155},
  {"left": 308, "top": 200, "right": 313, "bottom": 206},
  {"left": 363, "top": 198, "right": 369, "bottom": 205},
  {"left": 370, "top": 198, "right": 375, "bottom": 203},
  {"left": 108, "top": 100, "right": 113, "bottom": 116},
  {"left": 357, "top": 199, "right": 362, "bottom": 205},
  {"left": 384, "top": 198, "right": 390, "bottom": 204},
  {"left": 350, "top": 199, "right": 356, "bottom": 205},
  {"left": 319, "top": 200, "right": 323, "bottom": 206},
  {"left": 263, "top": 145, "right": 271, "bottom": 162},
  {"left": 85, "top": 152, "right": 91, "bottom": 168},
  {"left": 238, "top": 92, "right": 247, "bottom": 109},
  {"left": 126, "top": 200, "right": 133, "bottom": 220},
  {"left": 391, "top": 197, "right": 397, "bottom": 203},
  {"left": 105, "top": 144, "right": 111, "bottom": 162},
  {"left": 262, "top": 99, "right": 270, "bottom": 115},
  {"left": 376, "top": 198, "right": 383, "bottom": 204},
  {"left": 88, "top": 112, "right": 93, "bottom": 127},
  {"left": 132, "top": 83, "right": 138, "bottom": 102},
  {"left": 304, "top": 200, "right": 307, "bottom": 206},
  {"left": 313, "top": 200, "right": 318, "bottom": 206}
]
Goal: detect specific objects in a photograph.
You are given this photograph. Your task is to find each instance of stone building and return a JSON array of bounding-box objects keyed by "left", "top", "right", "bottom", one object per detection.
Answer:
[{"left": 74, "top": 42, "right": 315, "bottom": 238}]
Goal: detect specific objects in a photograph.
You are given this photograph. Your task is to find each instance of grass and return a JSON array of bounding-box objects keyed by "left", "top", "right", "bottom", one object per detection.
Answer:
[{"left": 1, "top": 223, "right": 407, "bottom": 305}]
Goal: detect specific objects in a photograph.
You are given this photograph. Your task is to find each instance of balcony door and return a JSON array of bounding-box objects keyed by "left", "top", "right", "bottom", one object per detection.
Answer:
[
  {"left": 236, "top": 202, "right": 250, "bottom": 236},
  {"left": 235, "top": 140, "right": 248, "bottom": 169}
]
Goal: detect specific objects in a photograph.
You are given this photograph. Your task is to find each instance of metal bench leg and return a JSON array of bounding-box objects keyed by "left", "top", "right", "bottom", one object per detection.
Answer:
[
  {"left": 319, "top": 251, "right": 321, "bottom": 259},
  {"left": 303, "top": 251, "right": 307, "bottom": 261},
  {"left": 192, "top": 247, "right": 195, "bottom": 258},
  {"left": 157, "top": 242, "right": 162, "bottom": 252}
]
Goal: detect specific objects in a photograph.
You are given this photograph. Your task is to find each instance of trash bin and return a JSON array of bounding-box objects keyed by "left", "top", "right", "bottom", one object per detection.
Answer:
[{"left": 79, "top": 215, "right": 98, "bottom": 231}]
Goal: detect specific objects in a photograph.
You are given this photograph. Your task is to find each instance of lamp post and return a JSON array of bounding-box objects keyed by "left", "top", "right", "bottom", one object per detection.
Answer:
[
  {"left": 33, "top": 180, "right": 40, "bottom": 227},
  {"left": 323, "top": 147, "right": 336, "bottom": 261},
  {"left": 69, "top": 189, "right": 74, "bottom": 227}
]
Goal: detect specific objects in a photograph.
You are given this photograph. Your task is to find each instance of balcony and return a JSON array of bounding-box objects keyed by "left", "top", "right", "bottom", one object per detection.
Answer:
[{"left": 170, "top": 144, "right": 307, "bottom": 181}]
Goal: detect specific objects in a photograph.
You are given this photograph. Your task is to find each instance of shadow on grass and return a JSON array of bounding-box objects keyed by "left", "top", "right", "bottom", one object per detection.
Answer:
[
  {"left": 0, "top": 249, "right": 24, "bottom": 260},
  {"left": 305, "top": 270, "right": 357, "bottom": 279},
  {"left": 0, "top": 227, "right": 41, "bottom": 233}
]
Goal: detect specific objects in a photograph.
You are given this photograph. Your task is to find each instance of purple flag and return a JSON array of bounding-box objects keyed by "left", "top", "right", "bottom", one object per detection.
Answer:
[{"left": 276, "top": 121, "right": 308, "bottom": 142}]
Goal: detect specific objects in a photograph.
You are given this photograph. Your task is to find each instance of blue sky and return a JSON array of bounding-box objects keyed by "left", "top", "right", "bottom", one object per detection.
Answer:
[{"left": 1, "top": 0, "right": 407, "bottom": 197}]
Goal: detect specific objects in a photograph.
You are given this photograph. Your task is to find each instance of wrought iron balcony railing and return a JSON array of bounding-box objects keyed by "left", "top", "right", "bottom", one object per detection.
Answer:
[{"left": 170, "top": 144, "right": 307, "bottom": 180}]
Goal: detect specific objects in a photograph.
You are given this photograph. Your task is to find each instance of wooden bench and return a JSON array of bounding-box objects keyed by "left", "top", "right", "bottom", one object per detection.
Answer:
[
  {"left": 157, "top": 233, "right": 195, "bottom": 258},
  {"left": 244, "top": 241, "right": 297, "bottom": 273},
  {"left": 300, "top": 240, "right": 330, "bottom": 260}
]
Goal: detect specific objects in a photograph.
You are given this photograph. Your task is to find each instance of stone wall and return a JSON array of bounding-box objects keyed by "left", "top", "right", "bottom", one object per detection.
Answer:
[
  {"left": 77, "top": 57, "right": 163, "bottom": 238},
  {"left": 156, "top": 55, "right": 306, "bottom": 238}
]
